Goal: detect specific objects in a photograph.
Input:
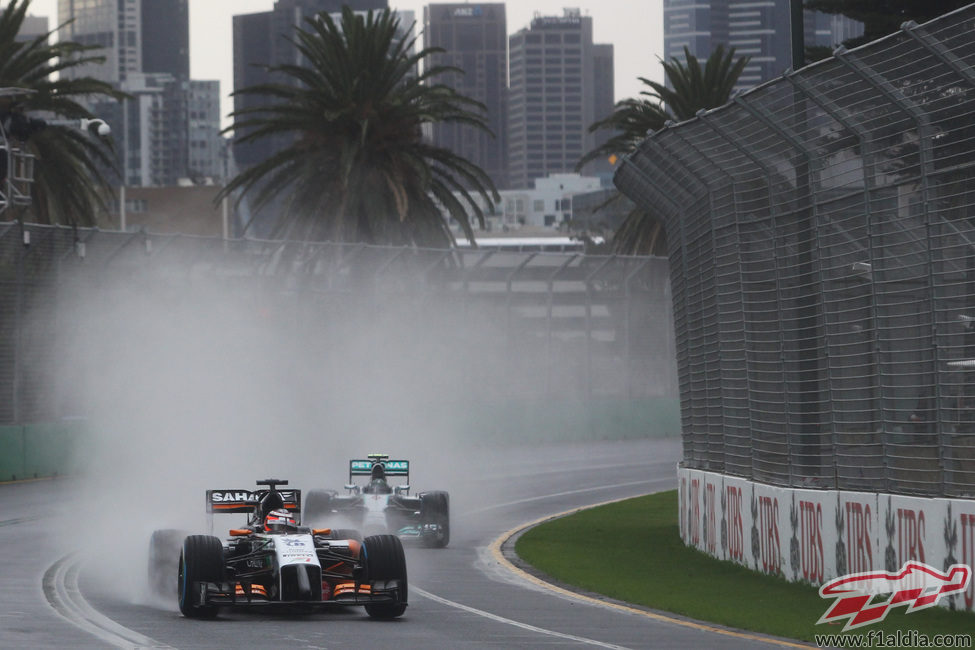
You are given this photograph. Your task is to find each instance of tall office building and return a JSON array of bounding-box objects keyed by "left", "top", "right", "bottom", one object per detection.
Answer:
[
  {"left": 664, "top": 0, "right": 862, "bottom": 91},
  {"left": 424, "top": 3, "right": 508, "bottom": 190},
  {"left": 57, "top": 0, "right": 224, "bottom": 187},
  {"left": 142, "top": 0, "right": 190, "bottom": 78},
  {"left": 231, "top": 0, "right": 394, "bottom": 170},
  {"left": 58, "top": 0, "right": 189, "bottom": 82},
  {"left": 18, "top": 13, "right": 48, "bottom": 42},
  {"left": 58, "top": 0, "right": 142, "bottom": 83},
  {"left": 507, "top": 9, "right": 614, "bottom": 190}
]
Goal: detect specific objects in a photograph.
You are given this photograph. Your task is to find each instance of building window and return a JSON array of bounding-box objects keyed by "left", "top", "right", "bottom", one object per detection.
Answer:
[
  {"left": 534, "top": 199, "right": 545, "bottom": 211},
  {"left": 125, "top": 199, "right": 147, "bottom": 213}
]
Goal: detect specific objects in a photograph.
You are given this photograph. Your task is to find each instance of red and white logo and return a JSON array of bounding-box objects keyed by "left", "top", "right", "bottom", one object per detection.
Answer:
[{"left": 817, "top": 562, "right": 971, "bottom": 631}]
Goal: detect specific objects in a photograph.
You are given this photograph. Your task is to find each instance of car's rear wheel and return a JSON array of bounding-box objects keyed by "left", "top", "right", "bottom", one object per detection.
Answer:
[
  {"left": 177, "top": 535, "right": 224, "bottom": 618},
  {"left": 363, "top": 534, "right": 407, "bottom": 619},
  {"left": 302, "top": 489, "right": 334, "bottom": 527},
  {"left": 148, "top": 528, "right": 186, "bottom": 597},
  {"left": 330, "top": 528, "right": 363, "bottom": 542},
  {"left": 420, "top": 491, "right": 450, "bottom": 548}
]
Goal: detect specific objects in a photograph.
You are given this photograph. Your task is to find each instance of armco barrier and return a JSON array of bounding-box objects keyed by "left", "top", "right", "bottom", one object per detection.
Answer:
[
  {"left": 0, "top": 420, "right": 87, "bottom": 482},
  {"left": 678, "top": 465, "right": 975, "bottom": 612}
]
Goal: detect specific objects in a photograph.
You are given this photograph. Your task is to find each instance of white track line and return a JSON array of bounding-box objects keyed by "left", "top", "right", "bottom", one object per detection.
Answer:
[
  {"left": 468, "top": 478, "right": 666, "bottom": 514},
  {"left": 43, "top": 553, "right": 175, "bottom": 649},
  {"left": 487, "top": 494, "right": 814, "bottom": 649},
  {"left": 412, "top": 586, "right": 632, "bottom": 649}
]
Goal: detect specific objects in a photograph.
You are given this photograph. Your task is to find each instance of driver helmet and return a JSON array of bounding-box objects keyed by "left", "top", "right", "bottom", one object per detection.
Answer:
[
  {"left": 264, "top": 508, "right": 298, "bottom": 533},
  {"left": 370, "top": 463, "right": 386, "bottom": 481}
]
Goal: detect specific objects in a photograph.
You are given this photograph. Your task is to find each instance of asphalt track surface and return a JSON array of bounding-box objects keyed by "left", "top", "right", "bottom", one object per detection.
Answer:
[{"left": 0, "top": 438, "right": 810, "bottom": 649}]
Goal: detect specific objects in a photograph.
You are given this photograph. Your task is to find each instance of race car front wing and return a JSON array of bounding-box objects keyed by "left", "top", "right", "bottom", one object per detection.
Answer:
[{"left": 191, "top": 578, "right": 405, "bottom": 609}]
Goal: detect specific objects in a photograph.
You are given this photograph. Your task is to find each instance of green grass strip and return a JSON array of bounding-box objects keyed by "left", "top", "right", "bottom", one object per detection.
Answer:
[{"left": 515, "top": 490, "right": 975, "bottom": 643}]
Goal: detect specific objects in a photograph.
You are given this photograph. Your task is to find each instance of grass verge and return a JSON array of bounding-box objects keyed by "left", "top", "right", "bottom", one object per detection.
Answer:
[{"left": 514, "top": 490, "right": 975, "bottom": 644}]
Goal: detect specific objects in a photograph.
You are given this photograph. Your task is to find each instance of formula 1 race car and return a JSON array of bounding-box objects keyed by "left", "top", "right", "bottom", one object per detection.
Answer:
[
  {"left": 302, "top": 454, "right": 450, "bottom": 548},
  {"left": 147, "top": 478, "right": 407, "bottom": 619}
]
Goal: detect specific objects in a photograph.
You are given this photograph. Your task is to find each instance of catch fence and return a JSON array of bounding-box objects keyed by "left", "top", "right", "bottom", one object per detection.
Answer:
[
  {"left": 0, "top": 221, "right": 676, "bottom": 430},
  {"left": 615, "top": 5, "right": 975, "bottom": 497}
]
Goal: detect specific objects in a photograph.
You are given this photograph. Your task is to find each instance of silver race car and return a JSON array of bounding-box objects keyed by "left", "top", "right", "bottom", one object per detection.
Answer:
[{"left": 302, "top": 455, "right": 450, "bottom": 548}]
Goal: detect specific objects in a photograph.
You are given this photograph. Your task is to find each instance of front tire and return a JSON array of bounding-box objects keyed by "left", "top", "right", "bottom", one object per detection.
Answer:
[
  {"left": 177, "top": 535, "right": 224, "bottom": 618},
  {"left": 363, "top": 534, "right": 407, "bottom": 619},
  {"left": 419, "top": 491, "right": 450, "bottom": 548}
]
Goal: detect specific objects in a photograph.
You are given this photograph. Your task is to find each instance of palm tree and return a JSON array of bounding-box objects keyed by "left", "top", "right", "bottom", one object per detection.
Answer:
[
  {"left": 0, "top": 0, "right": 123, "bottom": 226},
  {"left": 579, "top": 45, "right": 749, "bottom": 255},
  {"left": 220, "top": 7, "right": 499, "bottom": 247}
]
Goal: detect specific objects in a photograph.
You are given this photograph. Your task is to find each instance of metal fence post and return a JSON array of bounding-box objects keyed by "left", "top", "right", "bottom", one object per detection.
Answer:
[
  {"left": 696, "top": 109, "right": 800, "bottom": 486},
  {"left": 835, "top": 45, "right": 942, "bottom": 494},
  {"left": 583, "top": 255, "right": 615, "bottom": 400}
]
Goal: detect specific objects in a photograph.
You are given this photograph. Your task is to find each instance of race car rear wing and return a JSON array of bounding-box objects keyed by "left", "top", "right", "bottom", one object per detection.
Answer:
[
  {"left": 349, "top": 458, "right": 409, "bottom": 481},
  {"left": 206, "top": 489, "right": 302, "bottom": 514}
]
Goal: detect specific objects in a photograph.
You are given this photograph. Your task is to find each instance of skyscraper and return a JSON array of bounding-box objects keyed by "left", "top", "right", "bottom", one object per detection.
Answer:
[
  {"left": 424, "top": 3, "right": 508, "bottom": 190},
  {"left": 507, "top": 9, "right": 614, "bottom": 190},
  {"left": 142, "top": 0, "right": 190, "bottom": 78},
  {"left": 58, "top": 0, "right": 144, "bottom": 83},
  {"left": 57, "top": 0, "right": 223, "bottom": 187},
  {"left": 231, "top": 0, "right": 390, "bottom": 170},
  {"left": 663, "top": 0, "right": 862, "bottom": 90}
]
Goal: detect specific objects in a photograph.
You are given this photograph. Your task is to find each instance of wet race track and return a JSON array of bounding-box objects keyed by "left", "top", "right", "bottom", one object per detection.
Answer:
[{"left": 0, "top": 438, "right": 801, "bottom": 649}]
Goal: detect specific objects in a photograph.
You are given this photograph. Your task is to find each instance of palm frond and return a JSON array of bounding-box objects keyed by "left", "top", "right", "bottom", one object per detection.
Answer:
[
  {"left": 221, "top": 6, "right": 496, "bottom": 247},
  {"left": 578, "top": 44, "right": 750, "bottom": 255}
]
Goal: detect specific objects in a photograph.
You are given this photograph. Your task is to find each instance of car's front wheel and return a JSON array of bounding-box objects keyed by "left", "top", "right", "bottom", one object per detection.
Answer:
[
  {"left": 419, "top": 491, "right": 450, "bottom": 548},
  {"left": 363, "top": 534, "right": 407, "bottom": 619},
  {"left": 177, "top": 535, "right": 224, "bottom": 618}
]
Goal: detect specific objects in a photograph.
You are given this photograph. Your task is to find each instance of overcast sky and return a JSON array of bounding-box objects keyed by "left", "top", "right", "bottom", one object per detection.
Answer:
[{"left": 28, "top": 0, "right": 664, "bottom": 127}]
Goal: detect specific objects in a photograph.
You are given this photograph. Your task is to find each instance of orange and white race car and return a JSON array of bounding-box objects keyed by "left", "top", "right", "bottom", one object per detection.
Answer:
[{"left": 147, "top": 478, "right": 407, "bottom": 619}]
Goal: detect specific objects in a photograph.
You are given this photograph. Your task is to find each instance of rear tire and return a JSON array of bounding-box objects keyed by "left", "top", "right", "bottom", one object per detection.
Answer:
[
  {"left": 363, "top": 534, "right": 407, "bottom": 619},
  {"left": 420, "top": 491, "right": 450, "bottom": 548},
  {"left": 148, "top": 528, "right": 185, "bottom": 597},
  {"left": 330, "top": 528, "right": 363, "bottom": 542},
  {"left": 302, "top": 489, "right": 335, "bottom": 526},
  {"left": 177, "top": 535, "right": 224, "bottom": 618}
]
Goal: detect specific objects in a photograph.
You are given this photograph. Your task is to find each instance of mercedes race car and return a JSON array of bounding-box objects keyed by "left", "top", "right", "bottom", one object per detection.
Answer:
[
  {"left": 302, "top": 454, "right": 450, "bottom": 548},
  {"left": 147, "top": 478, "right": 408, "bottom": 619}
]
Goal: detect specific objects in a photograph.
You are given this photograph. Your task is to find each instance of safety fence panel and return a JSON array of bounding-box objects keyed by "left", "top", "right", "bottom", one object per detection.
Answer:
[
  {"left": 615, "top": 5, "right": 975, "bottom": 497},
  {"left": 0, "top": 223, "right": 677, "bottom": 433}
]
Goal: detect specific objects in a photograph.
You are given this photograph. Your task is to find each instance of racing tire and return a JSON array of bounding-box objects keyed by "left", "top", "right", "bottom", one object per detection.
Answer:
[
  {"left": 302, "top": 489, "right": 334, "bottom": 526},
  {"left": 148, "top": 528, "right": 186, "bottom": 598},
  {"left": 178, "top": 535, "right": 225, "bottom": 619},
  {"left": 330, "top": 528, "right": 363, "bottom": 542},
  {"left": 363, "top": 534, "right": 408, "bottom": 619},
  {"left": 419, "top": 491, "right": 450, "bottom": 548}
]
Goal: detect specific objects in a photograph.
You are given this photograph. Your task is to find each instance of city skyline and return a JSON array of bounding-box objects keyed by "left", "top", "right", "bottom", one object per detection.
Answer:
[{"left": 28, "top": 0, "right": 665, "bottom": 129}]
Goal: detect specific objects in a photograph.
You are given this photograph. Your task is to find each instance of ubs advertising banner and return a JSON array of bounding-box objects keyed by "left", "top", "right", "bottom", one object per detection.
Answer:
[{"left": 677, "top": 466, "right": 975, "bottom": 611}]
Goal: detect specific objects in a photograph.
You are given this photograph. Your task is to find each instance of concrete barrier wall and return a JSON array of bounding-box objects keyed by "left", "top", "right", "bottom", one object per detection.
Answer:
[
  {"left": 678, "top": 466, "right": 975, "bottom": 612},
  {"left": 0, "top": 420, "right": 86, "bottom": 482}
]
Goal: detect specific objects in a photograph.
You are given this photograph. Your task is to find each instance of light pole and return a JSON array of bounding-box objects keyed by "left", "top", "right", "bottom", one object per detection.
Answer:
[
  {"left": 72, "top": 117, "right": 121, "bottom": 230},
  {"left": 79, "top": 117, "right": 111, "bottom": 138}
]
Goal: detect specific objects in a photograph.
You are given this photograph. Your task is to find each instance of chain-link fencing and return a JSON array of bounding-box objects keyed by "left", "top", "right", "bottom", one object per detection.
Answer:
[
  {"left": 615, "top": 5, "right": 975, "bottom": 497},
  {"left": 0, "top": 221, "right": 677, "bottom": 439}
]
